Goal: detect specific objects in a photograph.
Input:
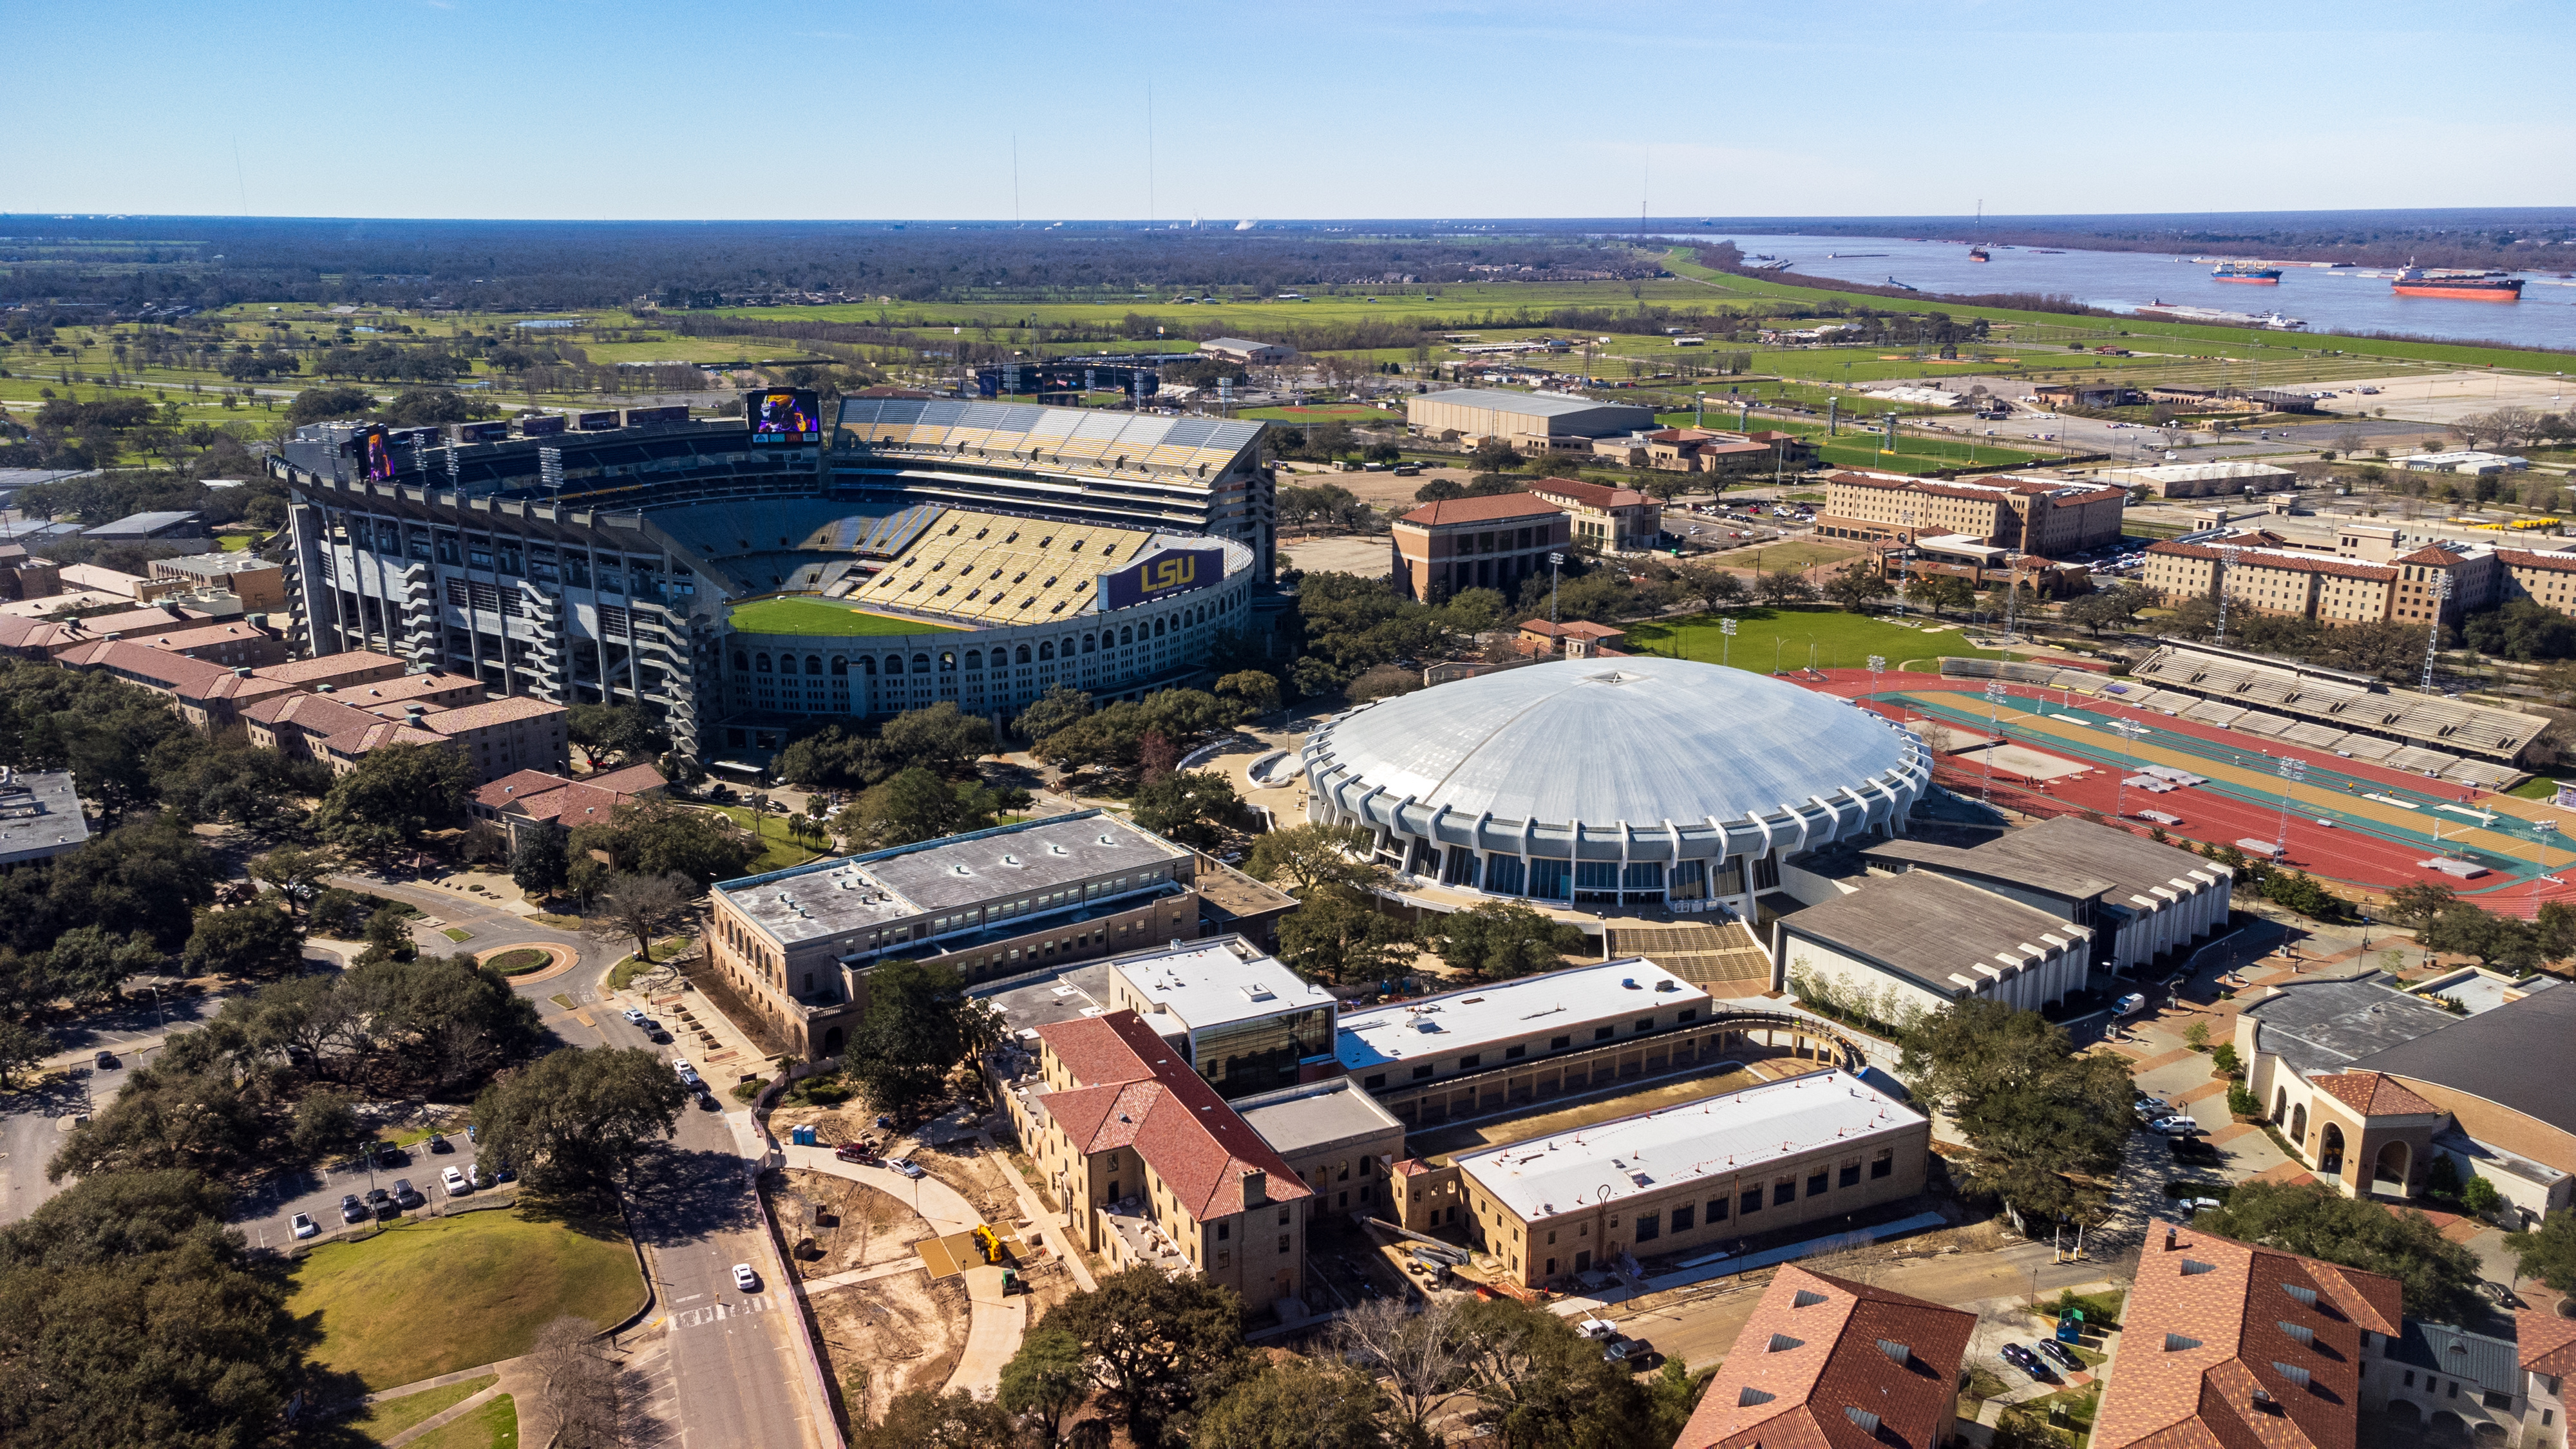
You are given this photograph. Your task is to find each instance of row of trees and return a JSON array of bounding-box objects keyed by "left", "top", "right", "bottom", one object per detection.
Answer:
[
  {"left": 1247, "top": 825, "right": 1587, "bottom": 987},
  {"left": 950, "top": 1266, "right": 1698, "bottom": 1449}
]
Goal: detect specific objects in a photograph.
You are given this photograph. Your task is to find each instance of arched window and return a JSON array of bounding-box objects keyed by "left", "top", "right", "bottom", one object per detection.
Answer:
[
  {"left": 965, "top": 650, "right": 982, "bottom": 670},
  {"left": 755, "top": 653, "right": 773, "bottom": 673},
  {"left": 777, "top": 655, "right": 795, "bottom": 676},
  {"left": 911, "top": 653, "right": 931, "bottom": 672},
  {"left": 1082, "top": 634, "right": 1097, "bottom": 654},
  {"left": 885, "top": 654, "right": 904, "bottom": 676},
  {"left": 1039, "top": 641, "right": 1056, "bottom": 661},
  {"left": 1153, "top": 618, "right": 1167, "bottom": 638},
  {"left": 1016, "top": 644, "right": 1032, "bottom": 664},
  {"left": 940, "top": 652, "right": 956, "bottom": 671},
  {"left": 829, "top": 656, "right": 848, "bottom": 677},
  {"left": 732, "top": 652, "right": 749, "bottom": 672},
  {"left": 806, "top": 655, "right": 823, "bottom": 676},
  {"left": 1120, "top": 626, "right": 1133, "bottom": 646},
  {"left": 862, "top": 656, "right": 878, "bottom": 675}
]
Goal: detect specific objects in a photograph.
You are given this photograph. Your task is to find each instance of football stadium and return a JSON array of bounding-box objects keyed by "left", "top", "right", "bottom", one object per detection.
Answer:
[{"left": 268, "top": 392, "right": 1273, "bottom": 757}]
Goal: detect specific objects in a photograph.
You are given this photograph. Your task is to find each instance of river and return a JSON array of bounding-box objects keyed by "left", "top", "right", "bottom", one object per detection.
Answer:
[{"left": 1668, "top": 232, "right": 2576, "bottom": 354}]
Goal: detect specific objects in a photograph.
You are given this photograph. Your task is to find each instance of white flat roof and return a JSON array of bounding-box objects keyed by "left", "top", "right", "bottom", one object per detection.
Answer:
[
  {"left": 1108, "top": 938, "right": 1336, "bottom": 1032},
  {"left": 1334, "top": 958, "right": 1710, "bottom": 1072},
  {"left": 1455, "top": 1068, "right": 1922, "bottom": 1223}
]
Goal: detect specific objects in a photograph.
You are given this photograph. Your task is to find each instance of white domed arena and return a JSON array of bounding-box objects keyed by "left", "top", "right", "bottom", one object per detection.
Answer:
[{"left": 1298, "top": 658, "right": 1931, "bottom": 916}]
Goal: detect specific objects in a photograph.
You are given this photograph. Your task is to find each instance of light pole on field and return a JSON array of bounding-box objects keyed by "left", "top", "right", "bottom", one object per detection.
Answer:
[
  {"left": 1866, "top": 654, "right": 1885, "bottom": 696},
  {"left": 1720, "top": 616, "right": 1736, "bottom": 669},
  {"left": 1549, "top": 552, "right": 1564, "bottom": 630},
  {"left": 1982, "top": 679, "right": 2007, "bottom": 803},
  {"left": 2272, "top": 757, "right": 2306, "bottom": 862}
]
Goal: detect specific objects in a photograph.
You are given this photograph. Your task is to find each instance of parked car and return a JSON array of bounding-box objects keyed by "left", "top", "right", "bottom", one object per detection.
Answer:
[
  {"left": 93, "top": 1050, "right": 118, "bottom": 1070},
  {"left": 442, "top": 1166, "right": 470, "bottom": 1196},
  {"left": 2169, "top": 1136, "right": 2221, "bottom": 1163},
  {"left": 2114, "top": 993, "right": 2147, "bottom": 1016},
  {"left": 375, "top": 1142, "right": 409, "bottom": 1167},
  {"left": 391, "top": 1179, "right": 425, "bottom": 1209},
  {"left": 2000, "top": 1343, "right": 2054, "bottom": 1380},
  {"left": 425, "top": 1132, "right": 452, "bottom": 1153},
  {"left": 339, "top": 1193, "right": 368, "bottom": 1224},
  {"left": 2480, "top": 1282, "right": 2523, "bottom": 1307},
  {"left": 887, "top": 1157, "right": 927, "bottom": 1180},
  {"left": 1575, "top": 1318, "right": 1620, "bottom": 1341},
  {"left": 623, "top": 1007, "right": 648, "bottom": 1025},
  {"left": 469, "top": 1162, "right": 491, "bottom": 1189},
  {"left": 645, "top": 1023, "right": 672, "bottom": 1044},
  {"left": 2150, "top": 1116, "right": 2207, "bottom": 1137},
  {"left": 291, "top": 1212, "right": 319, "bottom": 1240},
  {"left": 674, "top": 1057, "right": 703, "bottom": 1088},
  {"left": 366, "top": 1188, "right": 397, "bottom": 1220},
  {"left": 733, "top": 1264, "right": 761, "bottom": 1293},
  {"left": 2034, "top": 1339, "right": 2082, "bottom": 1372},
  {"left": 835, "top": 1144, "right": 884, "bottom": 1166}
]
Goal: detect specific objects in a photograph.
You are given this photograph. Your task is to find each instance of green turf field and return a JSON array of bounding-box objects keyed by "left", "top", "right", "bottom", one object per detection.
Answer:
[
  {"left": 726, "top": 598, "right": 963, "bottom": 636},
  {"left": 1622, "top": 605, "right": 2025, "bottom": 674},
  {"left": 1242, "top": 403, "right": 1403, "bottom": 422}
]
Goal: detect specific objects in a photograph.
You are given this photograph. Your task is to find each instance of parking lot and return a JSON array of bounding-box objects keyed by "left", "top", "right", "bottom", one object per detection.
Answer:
[{"left": 236, "top": 1126, "right": 501, "bottom": 1251}]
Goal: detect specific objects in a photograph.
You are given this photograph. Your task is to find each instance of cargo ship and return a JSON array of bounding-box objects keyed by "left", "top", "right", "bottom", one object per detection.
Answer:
[
  {"left": 1967, "top": 245, "right": 1990, "bottom": 262},
  {"left": 2210, "top": 260, "right": 2283, "bottom": 284},
  {"left": 2391, "top": 265, "right": 2524, "bottom": 300}
]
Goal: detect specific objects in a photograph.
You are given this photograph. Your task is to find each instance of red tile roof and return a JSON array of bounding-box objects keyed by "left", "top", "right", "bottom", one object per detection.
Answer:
[
  {"left": 52, "top": 638, "right": 231, "bottom": 690},
  {"left": 2496, "top": 548, "right": 2576, "bottom": 575},
  {"left": 1398, "top": 493, "right": 1568, "bottom": 527},
  {"left": 251, "top": 650, "right": 406, "bottom": 685},
  {"left": 519, "top": 782, "right": 633, "bottom": 828},
  {"left": 336, "top": 670, "right": 479, "bottom": 705},
  {"left": 2392, "top": 545, "right": 2472, "bottom": 567},
  {"left": 472, "top": 770, "right": 574, "bottom": 811},
  {"left": 126, "top": 621, "right": 276, "bottom": 655},
  {"left": 2308, "top": 1072, "right": 2441, "bottom": 1118},
  {"left": 412, "top": 696, "right": 565, "bottom": 734},
  {"left": 2143, "top": 539, "right": 2398, "bottom": 582},
  {"left": 583, "top": 762, "right": 669, "bottom": 795},
  {"left": 1676, "top": 1265, "right": 1976, "bottom": 1449},
  {"left": 1530, "top": 477, "right": 1651, "bottom": 509},
  {"left": 1032, "top": 1010, "right": 1312, "bottom": 1221},
  {"left": 2516, "top": 1304, "right": 2576, "bottom": 1377},
  {"left": 2094, "top": 1220, "right": 2400, "bottom": 1449}
]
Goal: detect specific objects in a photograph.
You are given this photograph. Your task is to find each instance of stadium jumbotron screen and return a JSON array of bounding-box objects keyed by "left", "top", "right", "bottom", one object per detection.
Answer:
[{"left": 749, "top": 388, "right": 822, "bottom": 446}]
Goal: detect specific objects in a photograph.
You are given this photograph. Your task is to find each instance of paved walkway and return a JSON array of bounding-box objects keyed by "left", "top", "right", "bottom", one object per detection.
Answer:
[
  {"left": 777, "top": 1144, "right": 1028, "bottom": 1399},
  {"left": 381, "top": 1378, "right": 506, "bottom": 1448},
  {"left": 978, "top": 1128, "right": 1097, "bottom": 1293}
]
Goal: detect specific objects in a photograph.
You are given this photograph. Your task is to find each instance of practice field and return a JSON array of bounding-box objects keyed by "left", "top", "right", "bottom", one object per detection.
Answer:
[
  {"left": 1241, "top": 403, "right": 1402, "bottom": 422},
  {"left": 727, "top": 597, "right": 965, "bottom": 636},
  {"left": 1622, "top": 607, "right": 2025, "bottom": 675},
  {"left": 287, "top": 1210, "right": 645, "bottom": 1392},
  {"left": 1828, "top": 676, "right": 2571, "bottom": 909}
]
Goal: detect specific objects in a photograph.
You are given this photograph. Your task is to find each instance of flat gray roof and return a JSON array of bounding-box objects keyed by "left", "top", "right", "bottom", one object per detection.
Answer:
[
  {"left": 0, "top": 768, "right": 90, "bottom": 866},
  {"left": 1108, "top": 938, "right": 1336, "bottom": 1033},
  {"left": 2239, "top": 974, "right": 2460, "bottom": 1079},
  {"left": 1779, "top": 872, "right": 2088, "bottom": 996},
  {"left": 1335, "top": 958, "right": 1709, "bottom": 1072},
  {"left": 716, "top": 810, "right": 1190, "bottom": 949},
  {"left": 1235, "top": 1078, "right": 1405, "bottom": 1158},
  {"left": 85, "top": 510, "right": 204, "bottom": 536},
  {"left": 1412, "top": 388, "right": 1651, "bottom": 420},
  {"left": 1454, "top": 1068, "right": 1920, "bottom": 1222},
  {"left": 2351, "top": 983, "right": 2576, "bottom": 1134}
]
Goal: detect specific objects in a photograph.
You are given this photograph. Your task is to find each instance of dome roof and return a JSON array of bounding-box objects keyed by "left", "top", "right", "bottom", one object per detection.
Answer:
[{"left": 1303, "top": 658, "right": 1918, "bottom": 835}]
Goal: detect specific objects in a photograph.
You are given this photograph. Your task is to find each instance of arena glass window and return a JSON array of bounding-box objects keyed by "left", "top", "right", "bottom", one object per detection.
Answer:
[
  {"left": 1083, "top": 634, "right": 1097, "bottom": 653},
  {"left": 965, "top": 650, "right": 981, "bottom": 670},
  {"left": 1154, "top": 618, "right": 1166, "bottom": 637},
  {"left": 1017, "top": 645, "right": 1032, "bottom": 665},
  {"left": 886, "top": 655, "right": 904, "bottom": 676},
  {"left": 940, "top": 652, "right": 956, "bottom": 671},
  {"left": 911, "top": 654, "right": 931, "bottom": 672},
  {"left": 1120, "top": 626, "right": 1134, "bottom": 646},
  {"left": 862, "top": 656, "right": 878, "bottom": 675},
  {"left": 1039, "top": 641, "right": 1055, "bottom": 661},
  {"left": 800, "top": 655, "right": 818, "bottom": 676},
  {"left": 755, "top": 654, "right": 772, "bottom": 673},
  {"left": 732, "top": 652, "right": 749, "bottom": 672},
  {"left": 779, "top": 656, "right": 797, "bottom": 676},
  {"left": 830, "top": 657, "right": 847, "bottom": 677}
]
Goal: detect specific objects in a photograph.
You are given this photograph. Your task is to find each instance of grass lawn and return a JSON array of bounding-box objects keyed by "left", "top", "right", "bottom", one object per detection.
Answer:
[
  {"left": 346, "top": 1374, "right": 497, "bottom": 1444},
  {"left": 727, "top": 597, "right": 963, "bottom": 636},
  {"left": 408, "top": 1394, "right": 517, "bottom": 1449},
  {"left": 287, "top": 1209, "right": 643, "bottom": 1392},
  {"left": 485, "top": 947, "right": 552, "bottom": 975},
  {"left": 706, "top": 802, "right": 825, "bottom": 873},
  {"left": 1241, "top": 403, "right": 1402, "bottom": 422},
  {"left": 1700, "top": 539, "right": 1859, "bottom": 573},
  {"left": 2507, "top": 775, "right": 2564, "bottom": 800},
  {"left": 1622, "top": 606, "right": 2024, "bottom": 674},
  {"left": 440, "top": 927, "right": 474, "bottom": 943},
  {"left": 607, "top": 934, "right": 695, "bottom": 992}
]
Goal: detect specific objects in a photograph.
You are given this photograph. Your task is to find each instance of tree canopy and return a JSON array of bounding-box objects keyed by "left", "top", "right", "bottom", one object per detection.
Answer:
[
  {"left": 1898, "top": 998, "right": 2134, "bottom": 1222},
  {"left": 1428, "top": 901, "right": 1586, "bottom": 981},
  {"left": 2196, "top": 1180, "right": 2483, "bottom": 1321},
  {"left": 313, "top": 741, "right": 473, "bottom": 855},
  {"left": 850, "top": 959, "right": 972, "bottom": 1110},
  {"left": 470, "top": 1046, "right": 689, "bottom": 1201}
]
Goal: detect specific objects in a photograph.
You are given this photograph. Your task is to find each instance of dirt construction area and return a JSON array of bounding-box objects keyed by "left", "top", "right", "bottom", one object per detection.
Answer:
[{"left": 771, "top": 1170, "right": 968, "bottom": 1420}]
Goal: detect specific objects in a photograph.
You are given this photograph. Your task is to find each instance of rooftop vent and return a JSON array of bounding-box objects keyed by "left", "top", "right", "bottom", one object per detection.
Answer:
[
  {"left": 1792, "top": 1289, "right": 1830, "bottom": 1309},
  {"left": 1242, "top": 983, "right": 1276, "bottom": 1002},
  {"left": 1736, "top": 1387, "right": 1775, "bottom": 1408},
  {"left": 2283, "top": 1283, "right": 2317, "bottom": 1307},
  {"left": 1844, "top": 1408, "right": 1881, "bottom": 1434},
  {"left": 1766, "top": 1334, "right": 1804, "bottom": 1354},
  {"left": 1877, "top": 1340, "right": 1911, "bottom": 1367},
  {"left": 2181, "top": 1260, "right": 2217, "bottom": 1276},
  {"left": 2164, "top": 1334, "right": 2204, "bottom": 1352}
]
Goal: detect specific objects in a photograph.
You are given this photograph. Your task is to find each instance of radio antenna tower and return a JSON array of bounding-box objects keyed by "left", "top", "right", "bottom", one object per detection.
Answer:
[{"left": 2420, "top": 571, "right": 2452, "bottom": 693}]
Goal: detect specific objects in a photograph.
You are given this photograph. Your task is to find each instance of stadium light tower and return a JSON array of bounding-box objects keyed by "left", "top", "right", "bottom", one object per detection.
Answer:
[
  {"left": 2213, "top": 544, "right": 2242, "bottom": 647},
  {"left": 1981, "top": 677, "right": 2008, "bottom": 804},
  {"left": 2272, "top": 756, "right": 2306, "bottom": 861},
  {"left": 1719, "top": 615, "right": 1736, "bottom": 668},
  {"left": 2420, "top": 571, "right": 2452, "bottom": 694},
  {"left": 1549, "top": 552, "right": 1564, "bottom": 629}
]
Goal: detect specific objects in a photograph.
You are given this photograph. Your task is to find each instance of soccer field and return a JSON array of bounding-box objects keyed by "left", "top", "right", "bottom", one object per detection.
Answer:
[
  {"left": 726, "top": 598, "right": 963, "bottom": 636},
  {"left": 1621, "top": 607, "right": 2022, "bottom": 674}
]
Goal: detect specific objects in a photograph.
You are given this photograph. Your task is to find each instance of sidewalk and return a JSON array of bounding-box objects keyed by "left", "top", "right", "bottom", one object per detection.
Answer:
[{"left": 604, "top": 951, "right": 773, "bottom": 1088}]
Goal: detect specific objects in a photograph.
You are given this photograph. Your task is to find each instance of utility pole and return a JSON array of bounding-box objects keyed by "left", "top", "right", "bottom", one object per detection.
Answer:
[{"left": 2273, "top": 757, "right": 2306, "bottom": 861}]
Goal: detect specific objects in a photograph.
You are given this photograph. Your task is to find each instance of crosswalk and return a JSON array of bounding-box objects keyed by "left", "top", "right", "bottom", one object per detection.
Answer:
[{"left": 670, "top": 1296, "right": 774, "bottom": 1331}]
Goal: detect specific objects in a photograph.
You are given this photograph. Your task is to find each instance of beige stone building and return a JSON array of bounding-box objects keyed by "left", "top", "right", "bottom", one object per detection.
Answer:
[
  {"left": 2140, "top": 533, "right": 2496, "bottom": 628},
  {"left": 1007, "top": 1007, "right": 1314, "bottom": 1305},
  {"left": 1404, "top": 389, "right": 1655, "bottom": 451},
  {"left": 1388, "top": 493, "right": 1571, "bottom": 604},
  {"left": 1814, "top": 470, "right": 2125, "bottom": 556},
  {"left": 1526, "top": 477, "right": 1663, "bottom": 553}
]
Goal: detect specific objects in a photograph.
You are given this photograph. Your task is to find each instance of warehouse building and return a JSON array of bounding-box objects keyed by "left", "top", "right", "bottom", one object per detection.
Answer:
[
  {"left": 1853, "top": 816, "right": 2233, "bottom": 975},
  {"left": 1773, "top": 869, "right": 2094, "bottom": 1016},
  {"left": 1405, "top": 390, "right": 1656, "bottom": 451},
  {"left": 1388, "top": 492, "right": 1571, "bottom": 603},
  {"left": 1198, "top": 337, "right": 1294, "bottom": 365},
  {"left": 0, "top": 767, "right": 91, "bottom": 867},
  {"left": 1427, "top": 1068, "right": 1929, "bottom": 1287},
  {"left": 2101, "top": 460, "right": 2297, "bottom": 499}
]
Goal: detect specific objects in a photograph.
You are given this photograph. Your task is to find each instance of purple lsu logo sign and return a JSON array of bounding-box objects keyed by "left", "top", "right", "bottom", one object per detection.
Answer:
[{"left": 1099, "top": 547, "right": 1223, "bottom": 610}]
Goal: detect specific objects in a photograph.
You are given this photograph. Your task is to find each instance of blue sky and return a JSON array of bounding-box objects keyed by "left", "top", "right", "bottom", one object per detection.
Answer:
[{"left": 8, "top": 1, "right": 2571, "bottom": 220}]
